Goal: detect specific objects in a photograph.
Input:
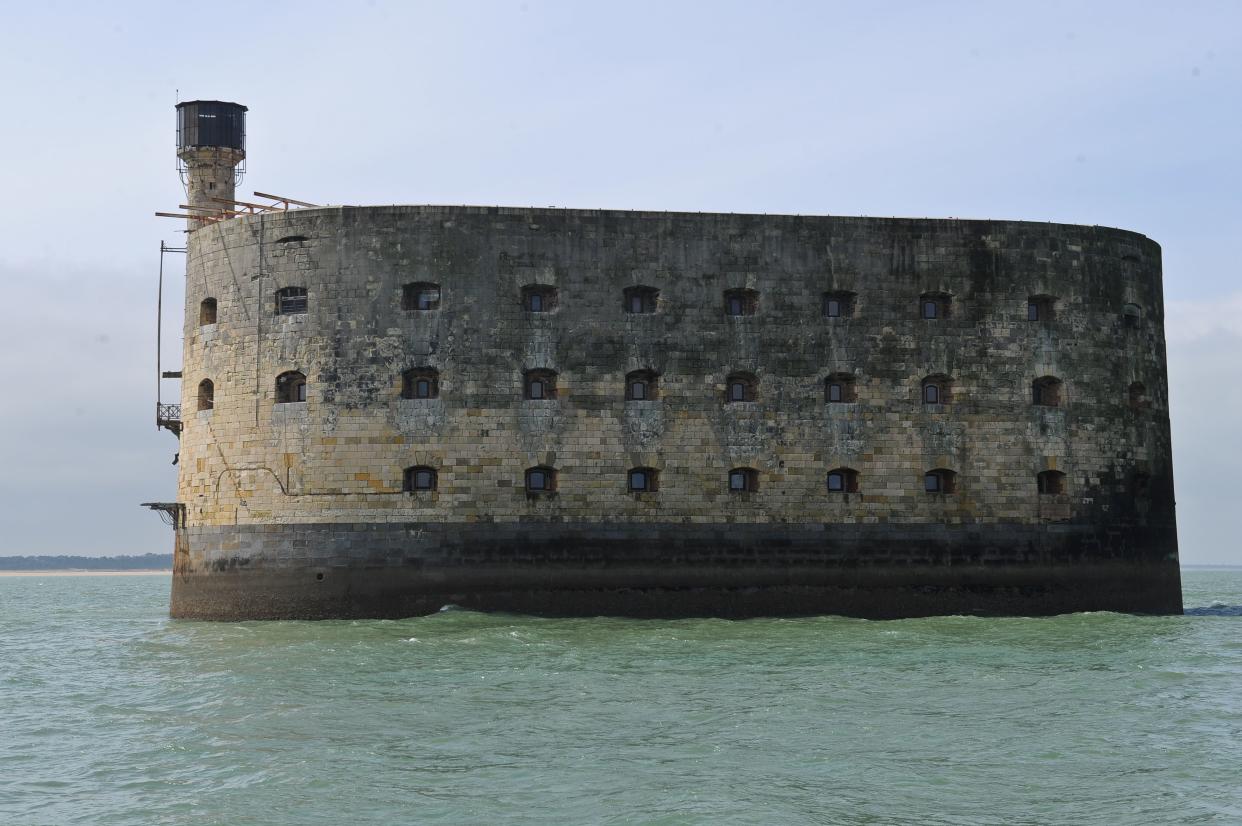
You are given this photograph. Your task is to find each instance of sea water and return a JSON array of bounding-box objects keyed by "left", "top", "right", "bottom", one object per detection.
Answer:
[{"left": 0, "top": 570, "right": 1239, "bottom": 825}]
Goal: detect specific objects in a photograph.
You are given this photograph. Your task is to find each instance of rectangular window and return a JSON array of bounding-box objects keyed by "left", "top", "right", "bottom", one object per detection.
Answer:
[
  {"left": 823, "top": 292, "right": 856, "bottom": 319},
  {"left": 630, "top": 381, "right": 646, "bottom": 400},
  {"left": 828, "top": 384, "right": 842, "bottom": 402},
  {"left": 403, "top": 283, "right": 441, "bottom": 311},
  {"left": 276, "top": 287, "right": 308, "bottom": 315},
  {"left": 729, "top": 468, "right": 758, "bottom": 492},
  {"left": 1028, "top": 302, "right": 1039, "bottom": 321},
  {"left": 629, "top": 470, "right": 656, "bottom": 492},
  {"left": 624, "top": 288, "right": 659, "bottom": 314}
]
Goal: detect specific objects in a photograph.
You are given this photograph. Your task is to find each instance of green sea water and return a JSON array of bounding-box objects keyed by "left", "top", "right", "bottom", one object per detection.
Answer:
[{"left": 1, "top": 571, "right": 1239, "bottom": 826}]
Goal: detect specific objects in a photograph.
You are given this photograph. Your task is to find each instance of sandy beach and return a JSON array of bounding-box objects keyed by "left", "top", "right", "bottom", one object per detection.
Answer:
[{"left": 0, "top": 570, "right": 171, "bottom": 577}]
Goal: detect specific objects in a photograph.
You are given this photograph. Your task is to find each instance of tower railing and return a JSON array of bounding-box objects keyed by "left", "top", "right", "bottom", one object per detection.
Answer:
[{"left": 156, "top": 403, "right": 182, "bottom": 437}]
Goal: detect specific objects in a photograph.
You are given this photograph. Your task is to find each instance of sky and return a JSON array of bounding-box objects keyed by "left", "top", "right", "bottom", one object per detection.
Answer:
[{"left": 0, "top": 1, "right": 1237, "bottom": 562}]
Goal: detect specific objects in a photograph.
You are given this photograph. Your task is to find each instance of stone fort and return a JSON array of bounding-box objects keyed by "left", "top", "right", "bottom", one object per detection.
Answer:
[{"left": 155, "top": 101, "right": 1181, "bottom": 619}]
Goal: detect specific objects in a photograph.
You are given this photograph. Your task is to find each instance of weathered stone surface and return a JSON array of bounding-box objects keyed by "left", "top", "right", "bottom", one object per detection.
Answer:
[{"left": 171, "top": 206, "right": 1180, "bottom": 619}]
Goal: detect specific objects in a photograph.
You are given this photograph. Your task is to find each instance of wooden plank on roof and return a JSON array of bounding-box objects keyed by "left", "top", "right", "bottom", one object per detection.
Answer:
[{"left": 254, "top": 191, "right": 319, "bottom": 208}]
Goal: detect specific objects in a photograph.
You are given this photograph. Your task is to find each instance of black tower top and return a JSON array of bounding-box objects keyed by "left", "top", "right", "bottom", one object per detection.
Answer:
[{"left": 176, "top": 100, "right": 247, "bottom": 153}]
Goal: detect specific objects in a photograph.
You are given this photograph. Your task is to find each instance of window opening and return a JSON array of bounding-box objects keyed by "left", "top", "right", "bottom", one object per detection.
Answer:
[
  {"left": 826, "top": 468, "right": 859, "bottom": 493},
  {"left": 922, "top": 376, "right": 951, "bottom": 405},
  {"left": 522, "top": 285, "right": 557, "bottom": 313},
  {"left": 724, "top": 289, "right": 758, "bottom": 317},
  {"left": 823, "top": 291, "right": 856, "bottom": 318},
  {"left": 628, "top": 468, "right": 658, "bottom": 492},
  {"left": 1032, "top": 376, "right": 1062, "bottom": 407},
  {"left": 623, "top": 286, "right": 659, "bottom": 314},
  {"left": 625, "top": 370, "right": 658, "bottom": 401},
  {"left": 200, "top": 298, "right": 217, "bottom": 325},
  {"left": 526, "top": 466, "right": 556, "bottom": 492},
  {"left": 1037, "top": 470, "right": 1066, "bottom": 495},
  {"left": 276, "top": 370, "right": 307, "bottom": 404},
  {"left": 524, "top": 370, "right": 557, "bottom": 400},
  {"left": 404, "top": 466, "right": 437, "bottom": 492},
  {"left": 275, "top": 287, "right": 307, "bottom": 315},
  {"left": 402, "top": 368, "right": 440, "bottom": 400},
  {"left": 725, "top": 372, "right": 757, "bottom": 403},
  {"left": 920, "top": 293, "right": 951, "bottom": 320},
  {"left": 1028, "top": 295, "right": 1056, "bottom": 322},
  {"left": 402, "top": 282, "right": 441, "bottom": 311},
  {"left": 825, "top": 373, "right": 856, "bottom": 403},
  {"left": 729, "top": 468, "right": 759, "bottom": 492},
  {"left": 197, "top": 379, "right": 214, "bottom": 411},
  {"left": 924, "top": 469, "right": 957, "bottom": 494}
]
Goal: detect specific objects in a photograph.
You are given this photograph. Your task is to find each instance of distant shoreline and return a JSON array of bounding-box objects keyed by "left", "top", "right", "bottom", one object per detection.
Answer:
[
  {"left": 0, "top": 570, "right": 171, "bottom": 577},
  {"left": 0, "top": 553, "right": 173, "bottom": 573}
]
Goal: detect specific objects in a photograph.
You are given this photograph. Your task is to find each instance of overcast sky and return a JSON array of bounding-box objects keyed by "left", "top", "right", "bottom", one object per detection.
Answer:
[{"left": 0, "top": 1, "right": 1237, "bottom": 562}]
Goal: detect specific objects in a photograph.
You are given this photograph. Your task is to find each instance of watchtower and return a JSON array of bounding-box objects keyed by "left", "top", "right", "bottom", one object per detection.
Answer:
[{"left": 175, "top": 100, "right": 246, "bottom": 230}]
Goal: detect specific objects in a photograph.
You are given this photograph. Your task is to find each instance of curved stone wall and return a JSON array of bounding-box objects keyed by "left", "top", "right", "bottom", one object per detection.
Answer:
[{"left": 172, "top": 206, "right": 1179, "bottom": 619}]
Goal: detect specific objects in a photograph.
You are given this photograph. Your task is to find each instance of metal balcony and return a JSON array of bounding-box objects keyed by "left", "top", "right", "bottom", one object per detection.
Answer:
[{"left": 156, "top": 402, "right": 182, "bottom": 437}]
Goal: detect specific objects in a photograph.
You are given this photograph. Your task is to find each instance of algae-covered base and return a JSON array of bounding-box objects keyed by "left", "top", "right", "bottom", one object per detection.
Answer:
[{"left": 170, "top": 522, "right": 1182, "bottom": 620}]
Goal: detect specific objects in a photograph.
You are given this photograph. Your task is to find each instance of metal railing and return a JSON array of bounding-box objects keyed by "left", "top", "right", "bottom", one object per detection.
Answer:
[{"left": 156, "top": 402, "right": 182, "bottom": 437}]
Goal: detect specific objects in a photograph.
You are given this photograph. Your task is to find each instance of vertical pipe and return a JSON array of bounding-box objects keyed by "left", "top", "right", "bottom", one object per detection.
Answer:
[
  {"left": 255, "top": 215, "right": 264, "bottom": 426},
  {"left": 157, "top": 241, "right": 165, "bottom": 417}
]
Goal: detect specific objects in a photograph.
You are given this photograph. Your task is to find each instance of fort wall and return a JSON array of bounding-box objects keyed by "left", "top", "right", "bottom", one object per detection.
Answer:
[{"left": 171, "top": 206, "right": 1179, "bottom": 618}]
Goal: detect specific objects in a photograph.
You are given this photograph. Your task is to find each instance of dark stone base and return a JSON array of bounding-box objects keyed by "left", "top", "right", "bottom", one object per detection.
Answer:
[{"left": 169, "top": 521, "right": 1182, "bottom": 620}]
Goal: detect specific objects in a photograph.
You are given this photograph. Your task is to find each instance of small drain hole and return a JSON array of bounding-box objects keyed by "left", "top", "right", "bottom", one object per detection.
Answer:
[{"left": 315, "top": 572, "right": 325, "bottom": 581}]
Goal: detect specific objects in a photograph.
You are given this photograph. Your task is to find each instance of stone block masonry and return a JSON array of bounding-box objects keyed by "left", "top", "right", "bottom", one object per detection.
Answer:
[{"left": 170, "top": 206, "right": 1180, "bottom": 619}]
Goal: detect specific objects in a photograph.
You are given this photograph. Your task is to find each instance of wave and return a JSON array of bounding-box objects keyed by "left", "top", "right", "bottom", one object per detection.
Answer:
[{"left": 1184, "top": 601, "right": 1242, "bottom": 616}]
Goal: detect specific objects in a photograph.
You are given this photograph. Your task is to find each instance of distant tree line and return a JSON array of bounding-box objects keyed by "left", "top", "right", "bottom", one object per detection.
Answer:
[{"left": 0, "top": 553, "right": 172, "bottom": 571}]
